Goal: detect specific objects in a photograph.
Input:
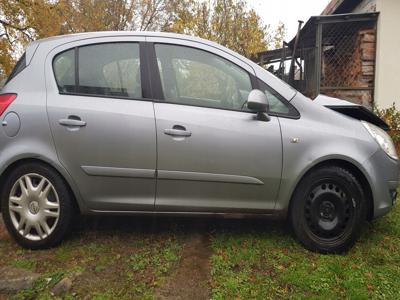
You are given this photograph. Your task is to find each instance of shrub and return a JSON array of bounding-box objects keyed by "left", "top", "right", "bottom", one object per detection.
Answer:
[{"left": 374, "top": 103, "right": 400, "bottom": 153}]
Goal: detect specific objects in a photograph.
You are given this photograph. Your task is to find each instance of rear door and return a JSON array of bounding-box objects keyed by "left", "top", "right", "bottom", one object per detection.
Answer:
[
  {"left": 149, "top": 39, "right": 284, "bottom": 213},
  {"left": 45, "top": 37, "right": 157, "bottom": 211}
]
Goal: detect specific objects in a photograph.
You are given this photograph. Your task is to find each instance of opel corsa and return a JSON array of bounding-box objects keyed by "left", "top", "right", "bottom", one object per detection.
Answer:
[{"left": 0, "top": 32, "right": 398, "bottom": 253}]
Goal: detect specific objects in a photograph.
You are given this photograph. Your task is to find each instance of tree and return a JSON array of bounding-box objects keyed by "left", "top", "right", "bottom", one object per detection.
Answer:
[
  {"left": 168, "top": 0, "right": 285, "bottom": 58},
  {"left": 0, "top": 0, "right": 285, "bottom": 80},
  {"left": 0, "top": 0, "right": 65, "bottom": 78}
]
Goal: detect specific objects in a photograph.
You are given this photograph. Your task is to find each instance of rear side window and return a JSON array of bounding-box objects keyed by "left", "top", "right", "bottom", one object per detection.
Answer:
[
  {"left": 53, "top": 43, "right": 141, "bottom": 99},
  {"left": 5, "top": 53, "right": 26, "bottom": 84}
]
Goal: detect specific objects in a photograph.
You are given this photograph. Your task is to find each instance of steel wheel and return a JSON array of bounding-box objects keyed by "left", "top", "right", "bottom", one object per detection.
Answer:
[
  {"left": 304, "top": 181, "right": 355, "bottom": 240},
  {"left": 290, "top": 165, "right": 366, "bottom": 253},
  {"left": 8, "top": 173, "right": 60, "bottom": 241}
]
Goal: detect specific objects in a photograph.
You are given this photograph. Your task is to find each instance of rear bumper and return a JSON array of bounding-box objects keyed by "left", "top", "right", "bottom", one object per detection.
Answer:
[{"left": 363, "top": 149, "right": 400, "bottom": 219}]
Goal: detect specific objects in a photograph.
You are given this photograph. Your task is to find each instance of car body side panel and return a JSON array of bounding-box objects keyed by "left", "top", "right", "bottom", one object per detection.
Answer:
[
  {"left": 275, "top": 93, "right": 381, "bottom": 214},
  {"left": 44, "top": 37, "right": 157, "bottom": 212},
  {"left": 1, "top": 32, "right": 398, "bottom": 220},
  {"left": 154, "top": 103, "right": 283, "bottom": 213},
  {"left": 0, "top": 50, "right": 89, "bottom": 213}
]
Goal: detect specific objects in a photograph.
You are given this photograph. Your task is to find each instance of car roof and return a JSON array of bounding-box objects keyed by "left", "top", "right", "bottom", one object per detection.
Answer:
[{"left": 30, "top": 31, "right": 221, "bottom": 50}]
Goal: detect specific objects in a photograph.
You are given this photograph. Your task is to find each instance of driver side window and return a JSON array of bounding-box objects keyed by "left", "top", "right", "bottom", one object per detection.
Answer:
[{"left": 155, "top": 44, "right": 252, "bottom": 110}]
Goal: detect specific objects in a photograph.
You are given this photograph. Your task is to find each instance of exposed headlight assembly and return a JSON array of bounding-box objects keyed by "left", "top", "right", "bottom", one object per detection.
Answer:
[{"left": 362, "top": 121, "right": 398, "bottom": 160}]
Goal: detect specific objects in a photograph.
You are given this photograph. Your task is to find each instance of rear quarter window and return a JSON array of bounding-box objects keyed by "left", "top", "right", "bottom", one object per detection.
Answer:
[
  {"left": 5, "top": 53, "right": 26, "bottom": 84},
  {"left": 53, "top": 49, "right": 76, "bottom": 93}
]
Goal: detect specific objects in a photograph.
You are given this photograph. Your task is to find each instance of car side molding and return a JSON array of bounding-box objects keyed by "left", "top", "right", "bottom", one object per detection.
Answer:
[{"left": 157, "top": 170, "right": 264, "bottom": 185}]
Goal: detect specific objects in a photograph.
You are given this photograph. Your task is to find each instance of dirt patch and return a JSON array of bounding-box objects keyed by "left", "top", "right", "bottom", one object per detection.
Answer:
[
  {"left": 0, "top": 215, "right": 8, "bottom": 241},
  {"left": 156, "top": 233, "right": 212, "bottom": 300}
]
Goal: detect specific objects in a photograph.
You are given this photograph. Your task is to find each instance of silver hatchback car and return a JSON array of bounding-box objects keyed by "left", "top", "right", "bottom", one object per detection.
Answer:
[{"left": 0, "top": 32, "right": 398, "bottom": 253}]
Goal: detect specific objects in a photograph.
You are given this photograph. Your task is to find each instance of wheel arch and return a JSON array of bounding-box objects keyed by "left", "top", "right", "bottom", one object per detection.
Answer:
[
  {"left": 0, "top": 157, "right": 84, "bottom": 214},
  {"left": 288, "top": 159, "right": 374, "bottom": 221}
]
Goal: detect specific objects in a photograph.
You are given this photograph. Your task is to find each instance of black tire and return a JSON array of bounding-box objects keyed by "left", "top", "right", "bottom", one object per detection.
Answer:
[
  {"left": 290, "top": 165, "right": 367, "bottom": 253},
  {"left": 1, "top": 162, "right": 74, "bottom": 249}
]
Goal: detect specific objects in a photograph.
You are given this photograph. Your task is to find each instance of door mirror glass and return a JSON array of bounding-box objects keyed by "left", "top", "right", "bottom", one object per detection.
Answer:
[{"left": 247, "top": 89, "right": 269, "bottom": 112}]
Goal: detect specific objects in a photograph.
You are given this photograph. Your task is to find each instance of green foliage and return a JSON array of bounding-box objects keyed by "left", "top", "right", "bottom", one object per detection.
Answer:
[
  {"left": 375, "top": 102, "right": 400, "bottom": 156},
  {"left": 374, "top": 102, "right": 400, "bottom": 144}
]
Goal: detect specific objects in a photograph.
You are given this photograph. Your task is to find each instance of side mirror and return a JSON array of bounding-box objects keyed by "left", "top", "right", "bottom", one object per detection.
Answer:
[{"left": 247, "top": 89, "right": 270, "bottom": 121}]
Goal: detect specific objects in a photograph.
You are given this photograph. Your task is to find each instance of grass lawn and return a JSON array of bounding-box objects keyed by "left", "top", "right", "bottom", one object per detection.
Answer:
[
  {"left": 0, "top": 194, "right": 399, "bottom": 299},
  {"left": 0, "top": 217, "right": 182, "bottom": 299},
  {"left": 210, "top": 201, "right": 400, "bottom": 299}
]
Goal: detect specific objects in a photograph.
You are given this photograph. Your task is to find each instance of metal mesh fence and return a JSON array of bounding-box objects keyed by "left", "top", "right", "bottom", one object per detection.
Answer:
[
  {"left": 255, "top": 13, "right": 378, "bottom": 108},
  {"left": 319, "top": 20, "right": 376, "bottom": 107}
]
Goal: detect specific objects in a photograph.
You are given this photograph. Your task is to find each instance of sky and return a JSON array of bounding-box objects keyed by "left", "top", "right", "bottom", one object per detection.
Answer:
[{"left": 248, "top": 0, "right": 332, "bottom": 40}]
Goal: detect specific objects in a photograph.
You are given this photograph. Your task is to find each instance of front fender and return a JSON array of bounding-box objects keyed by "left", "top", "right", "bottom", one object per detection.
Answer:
[{"left": 275, "top": 94, "right": 379, "bottom": 214}]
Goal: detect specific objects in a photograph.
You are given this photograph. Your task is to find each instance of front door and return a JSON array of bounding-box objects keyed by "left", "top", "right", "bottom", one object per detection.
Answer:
[
  {"left": 152, "top": 43, "right": 283, "bottom": 213},
  {"left": 46, "top": 40, "right": 157, "bottom": 211}
]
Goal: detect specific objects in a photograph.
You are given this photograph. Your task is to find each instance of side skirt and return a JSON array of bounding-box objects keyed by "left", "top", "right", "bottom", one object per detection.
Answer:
[{"left": 86, "top": 209, "right": 284, "bottom": 220}]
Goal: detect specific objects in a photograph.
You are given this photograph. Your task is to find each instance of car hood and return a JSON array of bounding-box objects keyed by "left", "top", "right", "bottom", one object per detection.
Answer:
[{"left": 314, "top": 95, "right": 389, "bottom": 131}]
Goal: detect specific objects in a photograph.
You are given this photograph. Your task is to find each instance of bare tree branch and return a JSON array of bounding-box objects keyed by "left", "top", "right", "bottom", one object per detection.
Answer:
[{"left": 0, "top": 19, "right": 34, "bottom": 41}]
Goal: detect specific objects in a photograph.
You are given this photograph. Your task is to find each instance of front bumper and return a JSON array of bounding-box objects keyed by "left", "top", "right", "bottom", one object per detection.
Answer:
[{"left": 363, "top": 149, "right": 400, "bottom": 219}]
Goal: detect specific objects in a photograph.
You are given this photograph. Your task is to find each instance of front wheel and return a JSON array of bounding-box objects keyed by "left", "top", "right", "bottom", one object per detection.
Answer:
[
  {"left": 1, "top": 162, "right": 74, "bottom": 249},
  {"left": 290, "top": 166, "right": 367, "bottom": 253}
]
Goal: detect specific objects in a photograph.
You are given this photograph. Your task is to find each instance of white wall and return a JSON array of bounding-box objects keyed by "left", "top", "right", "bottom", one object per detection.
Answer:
[
  {"left": 353, "top": 0, "right": 376, "bottom": 13},
  {"left": 374, "top": 0, "right": 400, "bottom": 108}
]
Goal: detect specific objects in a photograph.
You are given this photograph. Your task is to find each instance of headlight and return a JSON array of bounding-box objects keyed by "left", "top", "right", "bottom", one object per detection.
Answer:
[{"left": 362, "top": 121, "right": 398, "bottom": 160}]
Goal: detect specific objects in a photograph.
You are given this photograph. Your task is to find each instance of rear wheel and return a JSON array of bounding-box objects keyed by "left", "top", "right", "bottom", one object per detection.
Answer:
[
  {"left": 1, "top": 162, "right": 74, "bottom": 249},
  {"left": 290, "top": 166, "right": 367, "bottom": 253}
]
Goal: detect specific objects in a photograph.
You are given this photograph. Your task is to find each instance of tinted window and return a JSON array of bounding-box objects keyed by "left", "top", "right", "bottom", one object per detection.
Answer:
[
  {"left": 6, "top": 53, "right": 26, "bottom": 84},
  {"left": 78, "top": 43, "right": 141, "bottom": 98},
  {"left": 54, "top": 49, "right": 75, "bottom": 93},
  {"left": 155, "top": 44, "right": 252, "bottom": 110},
  {"left": 53, "top": 43, "right": 141, "bottom": 98}
]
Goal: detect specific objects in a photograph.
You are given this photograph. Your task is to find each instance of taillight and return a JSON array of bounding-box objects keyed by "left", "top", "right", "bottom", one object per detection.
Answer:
[{"left": 0, "top": 93, "right": 17, "bottom": 116}]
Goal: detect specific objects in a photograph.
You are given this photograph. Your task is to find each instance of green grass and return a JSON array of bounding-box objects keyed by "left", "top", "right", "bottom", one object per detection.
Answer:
[
  {"left": 210, "top": 199, "right": 400, "bottom": 299},
  {"left": 1, "top": 196, "right": 400, "bottom": 299},
  {"left": 0, "top": 219, "right": 182, "bottom": 300},
  {"left": 9, "top": 258, "right": 37, "bottom": 270}
]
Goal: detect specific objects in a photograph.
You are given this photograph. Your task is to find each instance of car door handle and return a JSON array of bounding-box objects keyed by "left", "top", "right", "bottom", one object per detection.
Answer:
[
  {"left": 164, "top": 125, "right": 191, "bottom": 137},
  {"left": 59, "top": 116, "right": 86, "bottom": 127}
]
